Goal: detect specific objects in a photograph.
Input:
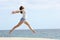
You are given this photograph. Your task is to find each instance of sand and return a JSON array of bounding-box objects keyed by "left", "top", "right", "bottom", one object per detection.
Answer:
[{"left": 0, "top": 37, "right": 58, "bottom": 40}]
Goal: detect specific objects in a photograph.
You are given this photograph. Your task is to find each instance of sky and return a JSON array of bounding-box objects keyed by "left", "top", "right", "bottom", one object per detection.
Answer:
[{"left": 0, "top": 0, "right": 60, "bottom": 30}]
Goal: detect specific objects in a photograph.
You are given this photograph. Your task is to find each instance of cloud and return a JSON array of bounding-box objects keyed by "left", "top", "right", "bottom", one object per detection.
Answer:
[
  {"left": 0, "top": 0, "right": 9, "bottom": 3},
  {"left": 0, "top": 0, "right": 9, "bottom": 1},
  {"left": 26, "top": 0, "right": 60, "bottom": 10},
  {"left": 0, "top": 0, "right": 29, "bottom": 12},
  {"left": 0, "top": 0, "right": 60, "bottom": 10}
]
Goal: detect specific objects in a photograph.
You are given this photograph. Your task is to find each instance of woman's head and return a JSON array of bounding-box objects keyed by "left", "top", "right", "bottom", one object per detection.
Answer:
[{"left": 19, "top": 6, "right": 24, "bottom": 10}]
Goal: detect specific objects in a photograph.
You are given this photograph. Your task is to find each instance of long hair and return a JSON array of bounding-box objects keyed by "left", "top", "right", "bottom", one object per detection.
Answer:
[{"left": 19, "top": 6, "right": 24, "bottom": 13}]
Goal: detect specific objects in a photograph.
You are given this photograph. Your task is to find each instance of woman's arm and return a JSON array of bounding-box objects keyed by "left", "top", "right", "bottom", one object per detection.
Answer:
[{"left": 12, "top": 10, "right": 20, "bottom": 14}]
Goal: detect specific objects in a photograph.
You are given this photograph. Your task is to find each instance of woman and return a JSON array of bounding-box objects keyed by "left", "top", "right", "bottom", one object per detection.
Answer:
[{"left": 9, "top": 6, "right": 35, "bottom": 34}]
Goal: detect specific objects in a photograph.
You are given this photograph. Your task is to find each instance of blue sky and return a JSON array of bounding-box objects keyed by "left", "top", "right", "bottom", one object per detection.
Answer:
[{"left": 0, "top": 0, "right": 60, "bottom": 30}]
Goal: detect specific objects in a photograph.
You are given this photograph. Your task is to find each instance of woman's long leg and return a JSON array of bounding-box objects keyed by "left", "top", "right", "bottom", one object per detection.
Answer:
[
  {"left": 9, "top": 21, "right": 24, "bottom": 34},
  {"left": 24, "top": 21, "right": 35, "bottom": 33}
]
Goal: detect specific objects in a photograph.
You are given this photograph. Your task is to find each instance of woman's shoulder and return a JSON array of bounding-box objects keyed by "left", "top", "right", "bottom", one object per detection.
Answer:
[{"left": 22, "top": 10, "right": 25, "bottom": 13}]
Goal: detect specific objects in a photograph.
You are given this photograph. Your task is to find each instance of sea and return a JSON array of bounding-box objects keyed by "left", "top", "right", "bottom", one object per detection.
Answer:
[{"left": 0, "top": 29, "right": 60, "bottom": 39}]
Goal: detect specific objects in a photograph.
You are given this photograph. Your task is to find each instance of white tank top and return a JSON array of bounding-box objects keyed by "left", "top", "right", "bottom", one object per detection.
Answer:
[{"left": 20, "top": 9, "right": 25, "bottom": 19}]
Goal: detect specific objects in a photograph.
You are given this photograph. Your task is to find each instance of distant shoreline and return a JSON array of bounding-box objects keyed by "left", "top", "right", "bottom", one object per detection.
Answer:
[{"left": 0, "top": 29, "right": 60, "bottom": 30}]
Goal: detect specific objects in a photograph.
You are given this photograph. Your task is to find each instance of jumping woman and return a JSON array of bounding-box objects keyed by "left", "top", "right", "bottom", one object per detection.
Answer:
[{"left": 9, "top": 6, "right": 35, "bottom": 34}]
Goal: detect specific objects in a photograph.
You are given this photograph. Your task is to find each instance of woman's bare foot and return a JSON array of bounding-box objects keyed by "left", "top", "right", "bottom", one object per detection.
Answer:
[
  {"left": 9, "top": 30, "right": 13, "bottom": 34},
  {"left": 32, "top": 30, "right": 36, "bottom": 33}
]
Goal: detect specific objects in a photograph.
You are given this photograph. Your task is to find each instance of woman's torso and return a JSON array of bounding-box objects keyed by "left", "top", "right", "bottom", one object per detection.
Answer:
[{"left": 20, "top": 10, "right": 25, "bottom": 19}]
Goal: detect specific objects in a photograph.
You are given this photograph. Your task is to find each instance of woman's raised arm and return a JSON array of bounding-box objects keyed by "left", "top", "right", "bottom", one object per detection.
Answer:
[{"left": 12, "top": 10, "right": 20, "bottom": 14}]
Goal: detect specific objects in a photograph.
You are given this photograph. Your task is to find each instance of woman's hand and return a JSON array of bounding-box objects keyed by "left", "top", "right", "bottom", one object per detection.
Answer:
[{"left": 12, "top": 11, "right": 15, "bottom": 14}]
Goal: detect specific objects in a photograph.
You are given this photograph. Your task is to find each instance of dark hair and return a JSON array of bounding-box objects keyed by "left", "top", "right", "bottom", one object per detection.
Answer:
[{"left": 19, "top": 6, "right": 24, "bottom": 13}]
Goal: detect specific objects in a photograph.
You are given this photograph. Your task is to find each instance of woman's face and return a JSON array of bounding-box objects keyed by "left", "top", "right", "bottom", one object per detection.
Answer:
[{"left": 19, "top": 6, "right": 24, "bottom": 10}]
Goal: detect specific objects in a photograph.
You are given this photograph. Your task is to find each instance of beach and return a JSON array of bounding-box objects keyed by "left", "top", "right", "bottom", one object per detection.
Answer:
[{"left": 0, "top": 37, "right": 58, "bottom": 40}]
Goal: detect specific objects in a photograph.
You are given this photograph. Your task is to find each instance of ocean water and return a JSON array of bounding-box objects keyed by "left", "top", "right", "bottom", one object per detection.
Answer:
[{"left": 0, "top": 29, "right": 60, "bottom": 39}]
